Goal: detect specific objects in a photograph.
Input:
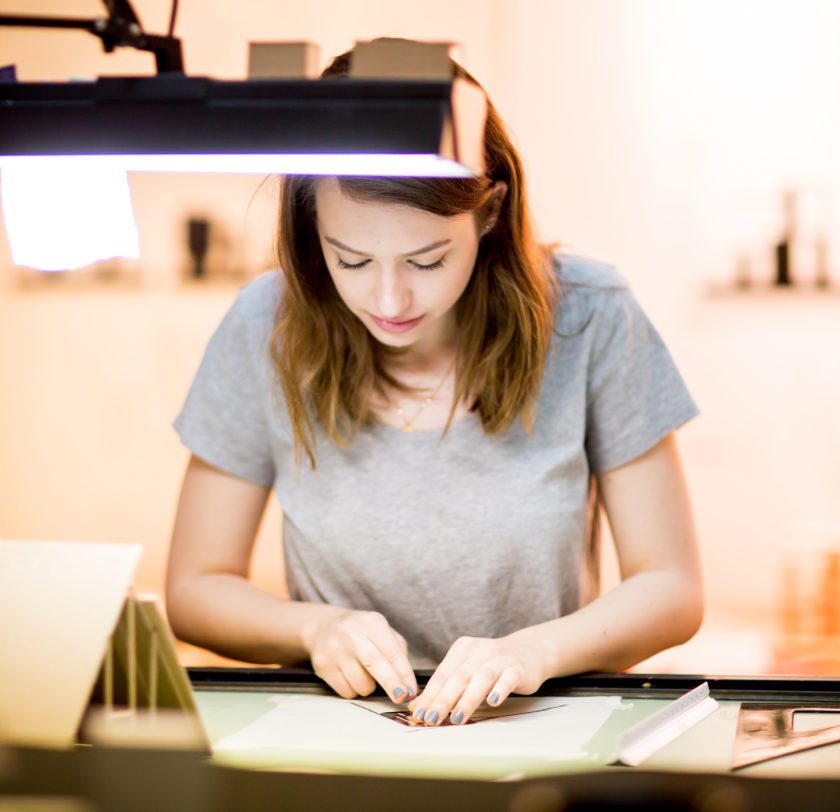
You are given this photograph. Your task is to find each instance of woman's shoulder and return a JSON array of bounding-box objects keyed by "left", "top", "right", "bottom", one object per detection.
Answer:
[
  {"left": 234, "top": 270, "right": 282, "bottom": 319},
  {"left": 550, "top": 252, "right": 631, "bottom": 337},
  {"left": 551, "top": 251, "right": 628, "bottom": 292},
  {"left": 223, "top": 271, "right": 283, "bottom": 346}
]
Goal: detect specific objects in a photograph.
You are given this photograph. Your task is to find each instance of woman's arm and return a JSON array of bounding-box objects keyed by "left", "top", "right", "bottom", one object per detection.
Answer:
[
  {"left": 409, "top": 433, "right": 703, "bottom": 725},
  {"left": 166, "top": 455, "right": 417, "bottom": 701},
  {"left": 561, "top": 431, "right": 704, "bottom": 670}
]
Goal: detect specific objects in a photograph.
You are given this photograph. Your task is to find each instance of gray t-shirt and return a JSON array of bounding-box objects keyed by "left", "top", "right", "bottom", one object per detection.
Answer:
[{"left": 174, "top": 253, "right": 698, "bottom": 667}]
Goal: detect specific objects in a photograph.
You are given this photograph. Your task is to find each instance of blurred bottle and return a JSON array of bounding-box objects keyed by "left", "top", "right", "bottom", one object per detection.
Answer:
[
  {"left": 187, "top": 217, "right": 210, "bottom": 279},
  {"left": 774, "top": 190, "right": 797, "bottom": 287},
  {"left": 815, "top": 235, "right": 831, "bottom": 289}
]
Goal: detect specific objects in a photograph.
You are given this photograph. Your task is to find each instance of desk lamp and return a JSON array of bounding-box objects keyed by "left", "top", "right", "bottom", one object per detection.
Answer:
[{"left": 0, "top": 2, "right": 487, "bottom": 178}]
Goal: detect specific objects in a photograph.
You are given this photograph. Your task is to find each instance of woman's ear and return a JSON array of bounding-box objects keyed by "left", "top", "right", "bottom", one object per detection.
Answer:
[{"left": 481, "top": 181, "right": 509, "bottom": 235}]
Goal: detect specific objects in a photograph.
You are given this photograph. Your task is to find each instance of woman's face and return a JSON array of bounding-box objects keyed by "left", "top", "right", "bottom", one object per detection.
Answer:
[{"left": 315, "top": 178, "right": 480, "bottom": 353}]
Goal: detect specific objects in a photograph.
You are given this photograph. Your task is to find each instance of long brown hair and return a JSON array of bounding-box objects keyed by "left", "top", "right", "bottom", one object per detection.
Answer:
[{"left": 272, "top": 46, "right": 558, "bottom": 468}]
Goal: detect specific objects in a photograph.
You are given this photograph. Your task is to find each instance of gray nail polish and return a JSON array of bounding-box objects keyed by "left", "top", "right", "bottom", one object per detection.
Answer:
[
  {"left": 414, "top": 708, "right": 425, "bottom": 722},
  {"left": 451, "top": 709, "right": 464, "bottom": 725},
  {"left": 488, "top": 692, "right": 500, "bottom": 705},
  {"left": 407, "top": 686, "right": 416, "bottom": 699},
  {"left": 427, "top": 710, "right": 439, "bottom": 725},
  {"left": 393, "top": 686, "right": 405, "bottom": 700}
]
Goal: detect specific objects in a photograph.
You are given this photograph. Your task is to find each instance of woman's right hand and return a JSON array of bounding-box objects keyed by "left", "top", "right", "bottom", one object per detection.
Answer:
[{"left": 301, "top": 608, "right": 417, "bottom": 703}]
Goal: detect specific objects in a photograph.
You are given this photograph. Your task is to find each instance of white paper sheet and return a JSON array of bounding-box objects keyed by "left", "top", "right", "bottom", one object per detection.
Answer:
[{"left": 213, "top": 694, "right": 624, "bottom": 760}]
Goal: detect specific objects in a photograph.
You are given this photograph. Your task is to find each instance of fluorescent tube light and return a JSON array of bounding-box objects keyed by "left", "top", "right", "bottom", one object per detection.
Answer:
[
  {"left": 0, "top": 154, "right": 475, "bottom": 178},
  {"left": 0, "top": 76, "right": 487, "bottom": 178}
]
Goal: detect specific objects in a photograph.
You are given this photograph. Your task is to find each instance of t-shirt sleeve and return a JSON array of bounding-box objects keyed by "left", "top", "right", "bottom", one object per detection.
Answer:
[
  {"left": 585, "top": 288, "right": 698, "bottom": 474},
  {"left": 173, "top": 291, "right": 277, "bottom": 487}
]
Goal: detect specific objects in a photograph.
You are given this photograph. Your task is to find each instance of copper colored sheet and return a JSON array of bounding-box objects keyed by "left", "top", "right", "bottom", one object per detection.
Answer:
[{"left": 732, "top": 704, "right": 840, "bottom": 769}]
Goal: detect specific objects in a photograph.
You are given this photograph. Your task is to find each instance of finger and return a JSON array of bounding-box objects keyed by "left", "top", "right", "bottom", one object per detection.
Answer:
[
  {"left": 350, "top": 633, "right": 405, "bottom": 701},
  {"left": 412, "top": 661, "right": 453, "bottom": 707},
  {"left": 316, "top": 664, "right": 358, "bottom": 700},
  {"left": 350, "top": 623, "right": 415, "bottom": 703},
  {"left": 411, "top": 652, "right": 472, "bottom": 724},
  {"left": 409, "top": 638, "right": 469, "bottom": 712},
  {"left": 485, "top": 665, "right": 523, "bottom": 709},
  {"left": 407, "top": 661, "right": 452, "bottom": 719},
  {"left": 384, "top": 628, "right": 418, "bottom": 701},
  {"left": 424, "top": 660, "right": 504, "bottom": 726},
  {"left": 392, "top": 631, "right": 418, "bottom": 700},
  {"left": 336, "top": 654, "right": 377, "bottom": 697},
  {"left": 447, "top": 663, "right": 510, "bottom": 724}
]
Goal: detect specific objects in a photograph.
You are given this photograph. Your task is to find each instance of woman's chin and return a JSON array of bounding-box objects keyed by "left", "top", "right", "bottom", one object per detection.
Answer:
[{"left": 369, "top": 329, "right": 419, "bottom": 348}]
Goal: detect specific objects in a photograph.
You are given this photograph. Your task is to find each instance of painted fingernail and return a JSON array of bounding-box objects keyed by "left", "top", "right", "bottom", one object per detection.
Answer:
[
  {"left": 413, "top": 708, "right": 425, "bottom": 722},
  {"left": 426, "top": 710, "right": 439, "bottom": 725},
  {"left": 488, "top": 692, "right": 500, "bottom": 705},
  {"left": 406, "top": 686, "right": 416, "bottom": 699},
  {"left": 451, "top": 709, "right": 464, "bottom": 725},
  {"left": 393, "top": 687, "right": 405, "bottom": 700}
]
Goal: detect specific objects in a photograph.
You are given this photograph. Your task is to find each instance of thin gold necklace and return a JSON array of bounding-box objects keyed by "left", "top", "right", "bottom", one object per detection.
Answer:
[{"left": 394, "top": 366, "right": 453, "bottom": 432}]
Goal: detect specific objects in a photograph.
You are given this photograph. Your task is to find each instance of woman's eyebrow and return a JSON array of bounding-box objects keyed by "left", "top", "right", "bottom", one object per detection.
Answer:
[{"left": 324, "top": 236, "right": 452, "bottom": 257}]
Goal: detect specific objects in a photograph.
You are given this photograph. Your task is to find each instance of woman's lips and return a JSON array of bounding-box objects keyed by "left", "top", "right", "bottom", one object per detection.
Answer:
[{"left": 370, "top": 314, "right": 425, "bottom": 334}]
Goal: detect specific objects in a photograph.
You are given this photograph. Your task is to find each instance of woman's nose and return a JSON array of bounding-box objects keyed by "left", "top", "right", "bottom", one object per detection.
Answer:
[{"left": 375, "top": 268, "right": 411, "bottom": 317}]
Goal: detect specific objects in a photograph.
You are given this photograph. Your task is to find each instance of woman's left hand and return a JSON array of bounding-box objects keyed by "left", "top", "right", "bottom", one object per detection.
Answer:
[{"left": 407, "top": 629, "right": 552, "bottom": 726}]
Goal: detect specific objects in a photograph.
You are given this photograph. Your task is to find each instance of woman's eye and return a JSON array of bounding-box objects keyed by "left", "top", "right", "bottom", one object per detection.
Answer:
[
  {"left": 337, "top": 258, "right": 371, "bottom": 270},
  {"left": 409, "top": 258, "right": 446, "bottom": 271}
]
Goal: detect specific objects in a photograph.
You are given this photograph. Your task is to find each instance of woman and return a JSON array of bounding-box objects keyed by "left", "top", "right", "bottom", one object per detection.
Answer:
[{"left": 166, "top": 49, "right": 703, "bottom": 728}]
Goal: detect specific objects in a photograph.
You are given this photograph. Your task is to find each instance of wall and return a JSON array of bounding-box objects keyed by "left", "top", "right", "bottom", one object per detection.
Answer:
[{"left": 2, "top": 0, "right": 840, "bottom": 671}]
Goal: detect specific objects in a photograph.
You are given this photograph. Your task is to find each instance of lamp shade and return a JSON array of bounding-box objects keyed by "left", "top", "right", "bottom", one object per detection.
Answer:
[{"left": 0, "top": 75, "right": 487, "bottom": 177}]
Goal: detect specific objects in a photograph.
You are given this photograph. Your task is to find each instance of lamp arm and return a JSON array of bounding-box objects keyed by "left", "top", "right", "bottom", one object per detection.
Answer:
[
  {"left": 0, "top": 16, "right": 98, "bottom": 34},
  {"left": 0, "top": 0, "right": 183, "bottom": 74},
  {"left": 103, "top": 0, "right": 143, "bottom": 29}
]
